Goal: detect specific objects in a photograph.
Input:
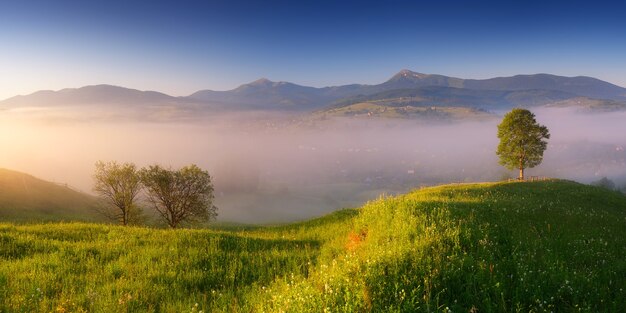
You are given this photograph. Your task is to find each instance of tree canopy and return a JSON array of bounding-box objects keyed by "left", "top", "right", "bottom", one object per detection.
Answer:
[
  {"left": 92, "top": 161, "right": 143, "bottom": 225},
  {"left": 496, "top": 108, "right": 550, "bottom": 180},
  {"left": 140, "top": 164, "right": 217, "bottom": 228}
]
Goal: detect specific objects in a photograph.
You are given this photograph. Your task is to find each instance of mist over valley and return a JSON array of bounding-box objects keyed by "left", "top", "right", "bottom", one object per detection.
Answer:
[{"left": 2, "top": 71, "right": 625, "bottom": 222}]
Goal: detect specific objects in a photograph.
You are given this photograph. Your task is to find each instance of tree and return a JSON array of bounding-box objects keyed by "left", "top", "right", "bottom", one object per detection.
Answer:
[
  {"left": 140, "top": 164, "right": 217, "bottom": 228},
  {"left": 93, "top": 161, "right": 143, "bottom": 225},
  {"left": 496, "top": 108, "right": 550, "bottom": 180}
]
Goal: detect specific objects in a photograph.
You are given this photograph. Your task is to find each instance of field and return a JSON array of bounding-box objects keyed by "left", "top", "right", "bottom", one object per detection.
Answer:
[{"left": 1, "top": 180, "right": 625, "bottom": 312}]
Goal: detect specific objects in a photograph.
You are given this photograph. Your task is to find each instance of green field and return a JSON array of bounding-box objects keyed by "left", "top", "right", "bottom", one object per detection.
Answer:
[{"left": 1, "top": 180, "right": 625, "bottom": 312}]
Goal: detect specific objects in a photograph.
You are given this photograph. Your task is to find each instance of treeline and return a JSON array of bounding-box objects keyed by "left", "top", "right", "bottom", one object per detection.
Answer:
[{"left": 93, "top": 161, "right": 217, "bottom": 228}]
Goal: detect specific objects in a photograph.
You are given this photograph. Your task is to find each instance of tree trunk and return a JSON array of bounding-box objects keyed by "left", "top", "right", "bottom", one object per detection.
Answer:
[{"left": 519, "top": 167, "right": 524, "bottom": 180}]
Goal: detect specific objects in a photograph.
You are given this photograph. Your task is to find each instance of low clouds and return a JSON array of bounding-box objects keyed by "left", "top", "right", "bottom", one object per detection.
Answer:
[{"left": 1, "top": 107, "right": 624, "bottom": 222}]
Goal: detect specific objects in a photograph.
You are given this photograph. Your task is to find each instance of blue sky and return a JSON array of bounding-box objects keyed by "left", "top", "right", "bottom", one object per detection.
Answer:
[{"left": 1, "top": 0, "right": 625, "bottom": 99}]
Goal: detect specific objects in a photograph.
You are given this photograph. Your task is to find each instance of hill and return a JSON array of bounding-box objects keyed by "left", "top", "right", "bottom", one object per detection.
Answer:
[
  {"left": 383, "top": 70, "right": 626, "bottom": 100},
  {"left": 0, "top": 85, "right": 209, "bottom": 121},
  {"left": 463, "top": 73, "right": 626, "bottom": 100},
  {"left": 0, "top": 168, "right": 102, "bottom": 222},
  {"left": 318, "top": 84, "right": 626, "bottom": 118},
  {"left": 188, "top": 70, "right": 626, "bottom": 111},
  {"left": 317, "top": 101, "right": 495, "bottom": 121},
  {"left": 324, "top": 86, "right": 581, "bottom": 113},
  {"left": 189, "top": 78, "right": 331, "bottom": 110},
  {"left": 0, "top": 85, "right": 182, "bottom": 108},
  {"left": 3, "top": 71, "right": 626, "bottom": 114},
  {"left": 545, "top": 97, "right": 626, "bottom": 112},
  {"left": 1, "top": 180, "right": 625, "bottom": 311}
]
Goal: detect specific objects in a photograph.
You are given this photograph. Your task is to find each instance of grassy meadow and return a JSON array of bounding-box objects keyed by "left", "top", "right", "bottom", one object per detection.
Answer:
[{"left": 1, "top": 180, "right": 625, "bottom": 312}]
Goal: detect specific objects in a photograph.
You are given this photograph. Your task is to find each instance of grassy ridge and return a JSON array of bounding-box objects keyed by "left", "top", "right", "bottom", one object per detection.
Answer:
[
  {"left": 0, "top": 168, "right": 102, "bottom": 222},
  {"left": 261, "top": 181, "right": 626, "bottom": 312},
  {"left": 1, "top": 180, "right": 625, "bottom": 312}
]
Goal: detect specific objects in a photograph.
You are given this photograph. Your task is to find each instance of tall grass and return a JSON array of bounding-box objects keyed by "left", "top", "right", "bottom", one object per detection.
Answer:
[
  {"left": 1, "top": 181, "right": 625, "bottom": 312},
  {"left": 0, "top": 209, "right": 357, "bottom": 312},
  {"left": 258, "top": 181, "right": 626, "bottom": 312}
]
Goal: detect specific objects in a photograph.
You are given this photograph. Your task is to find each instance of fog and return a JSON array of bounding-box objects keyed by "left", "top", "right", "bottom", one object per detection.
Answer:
[{"left": 1, "top": 106, "right": 625, "bottom": 223}]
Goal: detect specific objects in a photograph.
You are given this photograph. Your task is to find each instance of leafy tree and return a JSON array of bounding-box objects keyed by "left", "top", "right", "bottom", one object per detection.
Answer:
[
  {"left": 496, "top": 108, "right": 550, "bottom": 180},
  {"left": 93, "top": 161, "right": 143, "bottom": 225},
  {"left": 140, "top": 164, "right": 217, "bottom": 228}
]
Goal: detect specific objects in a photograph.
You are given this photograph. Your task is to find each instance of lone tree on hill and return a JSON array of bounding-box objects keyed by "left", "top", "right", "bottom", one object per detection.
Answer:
[
  {"left": 140, "top": 164, "right": 217, "bottom": 228},
  {"left": 496, "top": 108, "right": 550, "bottom": 180},
  {"left": 93, "top": 161, "right": 143, "bottom": 225}
]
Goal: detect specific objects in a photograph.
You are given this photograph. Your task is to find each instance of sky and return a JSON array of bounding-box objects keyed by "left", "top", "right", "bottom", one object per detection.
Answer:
[{"left": 1, "top": 0, "right": 626, "bottom": 100}]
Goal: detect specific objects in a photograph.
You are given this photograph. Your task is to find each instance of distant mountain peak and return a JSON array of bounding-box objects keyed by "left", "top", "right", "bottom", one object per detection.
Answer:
[
  {"left": 390, "top": 69, "right": 430, "bottom": 81},
  {"left": 250, "top": 78, "right": 274, "bottom": 85},
  {"left": 240, "top": 78, "right": 298, "bottom": 90}
]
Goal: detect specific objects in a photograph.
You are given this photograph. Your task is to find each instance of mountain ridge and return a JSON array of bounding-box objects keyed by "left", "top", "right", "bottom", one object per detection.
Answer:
[
  {"left": 2, "top": 70, "right": 626, "bottom": 112},
  {"left": 0, "top": 84, "right": 184, "bottom": 107},
  {"left": 185, "top": 70, "right": 626, "bottom": 109}
]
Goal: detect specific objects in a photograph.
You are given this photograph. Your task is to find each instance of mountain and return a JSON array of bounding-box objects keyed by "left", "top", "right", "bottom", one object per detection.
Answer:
[
  {"left": 3, "top": 70, "right": 625, "bottom": 113},
  {"left": 188, "top": 70, "right": 626, "bottom": 111},
  {"left": 315, "top": 84, "right": 626, "bottom": 120},
  {"left": 463, "top": 74, "right": 626, "bottom": 100},
  {"left": 0, "top": 168, "right": 103, "bottom": 222},
  {"left": 189, "top": 78, "right": 332, "bottom": 110},
  {"left": 188, "top": 71, "right": 463, "bottom": 110},
  {"left": 376, "top": 70, "right": 626, "bottom": 101},
  {"left": 0, "top": 84, "right": 210, "bottom": 121},
  {"left": 378, "top": 69, "right": 466, "bottom": 90},
  {"left": 0, "top": 84, "right": 183, "bottom": 108},
  {"left": 319, "top": 85, "right": 626, "bottom": 117},
  {"left": 328, "top": 86, "right": 578, "bottom": 111}
]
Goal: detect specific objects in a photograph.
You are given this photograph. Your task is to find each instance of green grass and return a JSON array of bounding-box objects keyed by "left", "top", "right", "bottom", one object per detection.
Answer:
[
  {"left": 1, "top": 180, "right": 625, "bottom": 312},
  {"left": 0, "top": 168, "right": 102, "bottom": 222}
]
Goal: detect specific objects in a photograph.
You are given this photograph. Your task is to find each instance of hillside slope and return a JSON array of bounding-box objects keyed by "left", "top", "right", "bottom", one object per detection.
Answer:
[
  {"left": 328, "top": 86, "right": 578, "bottom": 111},
  {"left": 264, "top": 180, "right": 626, "bottom": 312},
  {"left": 0, "top": 168, "right": 102, "bottom": 222},
  {"left": 1, "top": 180, "right": 625, "bottom": 312}
]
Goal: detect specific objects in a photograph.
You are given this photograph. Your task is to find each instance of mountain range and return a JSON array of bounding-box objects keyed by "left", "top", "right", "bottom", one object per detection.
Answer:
[{"left": 2, "top": 70, "right": 625, "bottom": 115}]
